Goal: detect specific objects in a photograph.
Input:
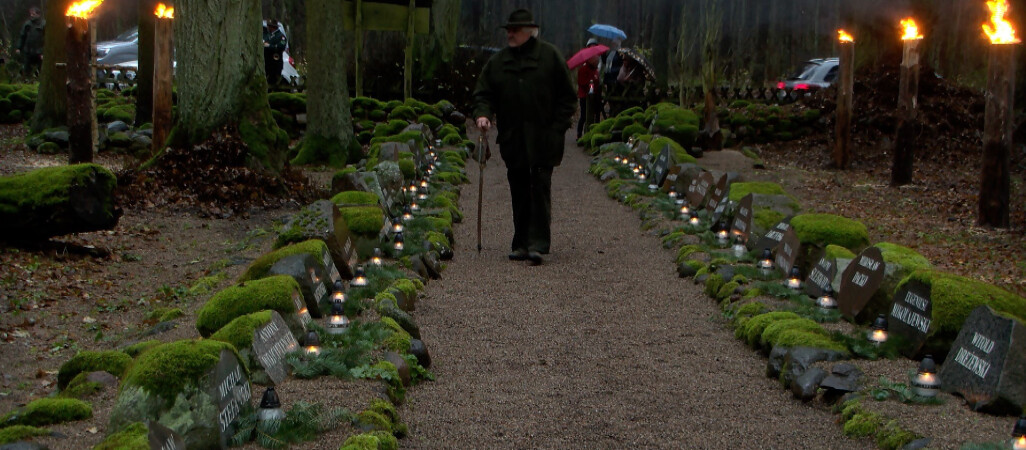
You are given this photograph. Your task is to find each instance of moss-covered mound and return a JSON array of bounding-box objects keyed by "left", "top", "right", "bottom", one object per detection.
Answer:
[
  {"left": 57, "top": 349, "right": 133, "bottom": 390},
  {"left": 825, "top": 244, "right": 856, "bottom": 260},
  {"left": 332, "top": 190, "right": 380, "bottom": 206},
  {"left": 0, "top": 424, "right": 51, "bottom": 444},
  {"left": 738, "top": 311, "right": 801, "bottom": 347},
  {"left": 0, "top": 163, "right": 120, "bottom": 239},
  {"left": 209, "top": 310, "right": 274, "bottom": 351},
  {"left": 649, "top": 136, "right": 697, "bottom": 165},
  {"left": 120, "top": 339, "right": 238, "bottom": 404},
  {"left": 790, "top": 213, "right": 869, "bottom": 252},
  {"left": 0, "top": 398, "right": 92, "bottom": 427},
  {"left": 874, "top": 242, "right": 931, "bottom": 272},
  {"left": 647, "top": 103, "right": 700, "bottom": 149},
  {"left": 337, "top": 205, "right": 386, "bottom": 236},
  {"left": 196, "top": 275, "right": 302, "bottom": 337},
  {"left": 94, "top": 421, "right": 148, "bottom": 450},
  {"left": 857, "top": 242, "right": 936, "bottom": 323},
  {"left": 727, "top": 182, "right": 787, "bottom": 202},
  {"left": 239, "top": 239, "right": 330, "bottom": 282}
]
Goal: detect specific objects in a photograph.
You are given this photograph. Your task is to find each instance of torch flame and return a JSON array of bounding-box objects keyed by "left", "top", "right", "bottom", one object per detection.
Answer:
[
  {"left": 66, "top": 0, "right": 103, "bottom": 18},
  {"left": 155, "top": 3, "right": 174, "bottom": 19},
  {"left": 901, "top": 18, "right": 924, "bottom": 40},
  {"left": 838, "top": 29, "right": 854, "bottom": 43},
  {"left": 983, "top": 0, "right": 1020, "bottom": 44}
]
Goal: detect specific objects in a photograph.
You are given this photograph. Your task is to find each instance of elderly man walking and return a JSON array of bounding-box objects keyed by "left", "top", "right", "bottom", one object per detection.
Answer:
[{"left": 473, "top": 9, "right": 577, "bottom": 266}]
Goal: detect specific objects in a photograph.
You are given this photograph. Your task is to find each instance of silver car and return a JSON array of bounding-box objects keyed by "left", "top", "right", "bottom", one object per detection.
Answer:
[{"left": 776, "top": 58, "right": 839, "bottom": 91}]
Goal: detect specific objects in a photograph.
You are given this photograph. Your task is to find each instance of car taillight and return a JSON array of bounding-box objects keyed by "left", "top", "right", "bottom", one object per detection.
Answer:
[
  {"left": 794, "top": 83, "right": 810, "bottom": 90},
  {"left": 289, "top": 56, "right": 294, "bottom": 65},
  {"left": 776, "top": 82, "right": 785, "bottom": 89}
]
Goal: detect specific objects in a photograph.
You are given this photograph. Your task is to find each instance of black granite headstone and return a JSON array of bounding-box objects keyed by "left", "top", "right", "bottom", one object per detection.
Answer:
[
  {"left": 804, "top": 256, "right": 838, "bottom": 299},
  {"left": 269, "top": 254, "right": 331, "bottom": 318},
  {"left": 251, "top": 311, "right": 301, "bottom": 385},
  {"left": 774, "top": 228, "right": 801, "bottom": 275},
  {"left": 147, "top": 421, "right": 184, "bottom": 450},
  {"left": 888, "top": 280, "right": 933, "bottom": 358},
  {"left": 661, "top": 165, "right": 682, "bottom": 193},
  {"left": 684, "top": 176, "right": 704, "bottom": 208},
  {"left": 707, "top": 175, "right": 730, "bottom": 223},
  {"left": 730, "top": 194, "right": 754, "bottom": 242},
  {"left": 208, "top": 349, "right": 251, "bottom": 449},
  {"left": 837, "top": 247, "right": 886, "bottom": 320},
  {"left": 752, "top": 218, "right": 793, "bottom": 254},
  {"left": 939, "top": 305, "right": 1026, "bottom": 414},
  {"left": 649, "top": 144, "right": 672, "bottom": 187},
  {"left": 695, "top": 172, "right": 715, "bottom": 208}
]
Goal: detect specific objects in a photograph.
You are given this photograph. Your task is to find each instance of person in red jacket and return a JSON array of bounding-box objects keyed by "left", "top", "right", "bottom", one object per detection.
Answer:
[{"left": 575, "top": 38, "right": 601, "bottom": 140}]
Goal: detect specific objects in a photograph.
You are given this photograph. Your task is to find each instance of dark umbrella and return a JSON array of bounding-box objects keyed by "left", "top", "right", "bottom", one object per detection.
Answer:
[
  {"left": 617, "top": 47, "right": 656, "bottom": 82},
  {"left": 566, "top": 44, "right": 609, "bottom": 69}
]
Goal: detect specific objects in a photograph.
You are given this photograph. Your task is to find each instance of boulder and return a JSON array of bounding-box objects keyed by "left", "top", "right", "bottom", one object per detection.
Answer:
[
  {"left": 791, "top": 367, "right": 828, "bottom": 402},
  {"left": 196, "top": 275, "right": 309, "bottom": 339},
  {"left": 820, "top": 363, "right": 863, "bottom": 403},
  {"left": 42, "top": 130, "right": 69, "bottom": 146},
  {"left": 274, "top": 200, "right": 359, "bottom": 280},
  {"left": 790, "top": 213, "right": 870, "bottom": 270},
  {"left": 106, "top": 121, "right": 130, "bottom": 133},
  {"left": 0, "top": 164, "right": 121, "bottom": 240},
  {"left": 409, "top": 339, "right": 431, "bottom": 368},
  {"left": 209, "top": 311, "right": 300, "bottom": 386},
  {"left": 383, "top": 351, "right": 411, "bottom": 387}
]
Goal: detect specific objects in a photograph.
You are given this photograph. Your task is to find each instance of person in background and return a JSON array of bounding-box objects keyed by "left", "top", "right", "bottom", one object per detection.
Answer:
[
  {"left": 15, "top": 7, "right": 45, "bottom": 78},
  {"left": 576, "top": 38, "right": 602, "bottom": 140},
  {"left": 262, "top": 19, "right": 287, "bottom": 87},
  {"left": 473, "top": 9, "right": 577, "bottom": 266}
]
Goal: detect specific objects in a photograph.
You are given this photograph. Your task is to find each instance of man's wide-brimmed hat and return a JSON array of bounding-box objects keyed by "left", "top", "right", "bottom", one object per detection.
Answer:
[{"left": 501, "top": 9, "right": 537, "bottom": 29}]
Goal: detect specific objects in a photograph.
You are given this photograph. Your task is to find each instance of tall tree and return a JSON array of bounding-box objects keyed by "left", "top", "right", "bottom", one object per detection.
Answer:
[
  {"left": 135, "top": 0, "right": 158, "bottom": 126},
  {"left": 290, "top": 0, "right": 353, "bottom": 168},
  {"left": 29, "top": 0, "right": 72, "bottom": 134},
  {"left": 170, "top": 0, "right": 288, "bottom": 172}
]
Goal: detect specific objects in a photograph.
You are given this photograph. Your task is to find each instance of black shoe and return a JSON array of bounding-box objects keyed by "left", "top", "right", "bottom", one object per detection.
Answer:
[
  {"left": 508, "top": 249, "right": 528, "bottom": 261},
  {"left": 527, "top": 251, "right": 543, "bottom": 266}
]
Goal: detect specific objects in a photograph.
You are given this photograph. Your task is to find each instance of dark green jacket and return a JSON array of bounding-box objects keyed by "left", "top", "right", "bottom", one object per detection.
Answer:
[
  {"left": 263, "top": 27, "right": 287, "bottom": 53},
  {"left": 17, "top": 17, "right": 46, "bottom": 56},
  {"left": 473, "top": 36, "right": 577, "bottom": 168}
]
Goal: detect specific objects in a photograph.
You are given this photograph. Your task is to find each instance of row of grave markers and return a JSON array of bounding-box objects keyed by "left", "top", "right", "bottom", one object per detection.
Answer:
[{"left": 623, "top": 137, "right": 1024, "bottom": 414}]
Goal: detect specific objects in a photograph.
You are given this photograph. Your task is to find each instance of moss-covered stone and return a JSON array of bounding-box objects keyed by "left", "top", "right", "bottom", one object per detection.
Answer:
[
  {"left": 196, "top": 275, "right": 302, "bottom": 337},
  {"left": 760, "top": 318, "right": 826, "bottom": 348},
  {"left": 290, "top": 134, "right": 350, "bottom": 168},
  {"left": 94, "top": 421, "right": 148, "bottom": 450},
  {"left": 120, "top": 339, "right": 238, "bottom": 405},
  {"left": 857, "top": 242, "right": 935, "bottom": 323},
  {"left": 267, "top": 92, "right": 306, "bottom": 113},
  {"left": 0, "top": 163, "right": 119, "bottom": 238},
  {"left": 649, "top": 136, "right": 697, "bottom": 165},
  {"left": 209, "top": 310, "right": 274, "bottom": 351},
  {"left": 727, "top": 182, "right": 786, "bottom": 202},
  {"left": 843, "top": 411, "right": 883, "bottom": 438},
  {"left": 0, "top": 424, "right": 51, "bottom": 444},
  {"left": 716, "top": 281, "right": 740, "bottom": 301},
  {"left": 648, "top": 104, "right": 700, "bottom": 149},
  {"left": 122, "top": 340, "right": 162, "bottom": 358},
  {"left": 790, "top": 213, "right": 869, "bottom": 252},
  {"left": 239, "top": 240, "right": 330, "bottom": 282},
  {"left": 332, "top": 190, "right": 380, "bottom": 206},
  {"left": 824, "top": 244, "right": 856, "bottom": 260},
  {"left": 0, "top": 398, "right": 92, "bottom": 427},
  {"left": 773, "top": 329, "right": 848, "bottom": 354},
  {"left": 59, "top": 372, "right": 103, "bottom": 399},
  {"left": 57, "top": 349, "right": 133, "bottom": 390},
  {"left": 739, "top": 311, "right": 801, "bottom": 346},
  {"left": 337, "top": 205, "right": 386, "bottom": 236}
]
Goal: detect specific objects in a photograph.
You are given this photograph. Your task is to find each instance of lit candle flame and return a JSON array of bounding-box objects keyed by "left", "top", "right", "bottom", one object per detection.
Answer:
[
  {"left": 154, "top": 3, "right": 174, "bottom": 19},
  {"left": 871, "top": 329, "right": 888, "bottom": 342},
  {"left": 838, "top": 29, "right": 854, "bottom": 43},
  {"left": 305, "top": 346, "right": 320, "bottom": 355},
  {"left": 1015, "top": 435, "right": 1026, "bottom": 450},
  {"left": 983, "top": 0, "right": 1020, "bottom": 44},
  {"left": 901, "top": 18, "right": 924, "bottom": 41},
  {"left": 916, "top": 372, "right": 936, "bottom": 384},
  {"left": 67, "top": 0, "right": 104, "bottom": 18}
]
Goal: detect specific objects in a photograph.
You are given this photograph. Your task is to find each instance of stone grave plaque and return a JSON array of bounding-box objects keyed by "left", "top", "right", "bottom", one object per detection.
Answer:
[
  {"left": 695, "top": 172, "right": 715, "bottom": 208},
  {"left": 147, "top": 421, "right": 184, "bottom": 450},
  {"left": 773, "top": 228, "right": 801, "bottom": 275},
  {"left": 251, "top": 311, "right": 301, "bottom": 385},
  {"left": 730, "top": 194, "right": 754, "bottom": 242},
  {"left": 753, "top": 218, "right": 792, "bottom": 254},
  {"left": 837, "top": 247, "right": 886, "bottom": 320},
  {"left": 208, "top": 349, "right": 252, "bottom": 449},
  {"left": 291, "top": 288, "right": 312, "bottom": 329},
  {"left": 650, "top": 144, "right": 672, "bottom": 187},
  {"left": 320, "top": 246, "right": 342, "bottom": 287},
  {"left": 378, "top": 141, "right": 408, "bottom": 162},
  {"left": 706, "top": 174, "right": 728, "bottom": 212},
  {"left": 684, "top": 177, "right": 704, "bottom": 208},
  {"left": 804, "top": 256, "right": 838, "bottom": 298},
  {"left": 888, "top": 280, "right": 933, "bottom": 358},
  {"left": 269, "top": 254, "right": 330, "bottom": 318},
  {"left": 379, "top": 183, "right": 400, "bottom": 219},
  {"left": 631, "top": 140, "right": 649, "bottom": 160},
  {"left": 939, "top": 305, "right": 1026, "bottom": 414}
]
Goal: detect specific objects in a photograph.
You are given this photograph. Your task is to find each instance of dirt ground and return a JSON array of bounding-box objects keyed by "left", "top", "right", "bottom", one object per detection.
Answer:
[{"left": 0, "top": 113, "right": 1023, "bottom": 448}]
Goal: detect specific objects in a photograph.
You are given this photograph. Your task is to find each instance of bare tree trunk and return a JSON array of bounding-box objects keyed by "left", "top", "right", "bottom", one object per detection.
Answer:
[
  {"left": 135, "top": 0, "right": 158, "bottom": 126},
  {"left": 699, "top": 0, "right": 722, "bottom": 150},
  {"left": 29, "top": 0, "right": 71, "bottom": 133},
  {"left": 290, "top": 0, "right": 353, "bottom": 167},
  {"left": 171, "top": 0, "right": 287, "bottom": 173}
]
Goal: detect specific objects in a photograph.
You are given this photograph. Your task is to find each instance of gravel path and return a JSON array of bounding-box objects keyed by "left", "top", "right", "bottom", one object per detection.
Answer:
[{"left": 400, "top": 130, "right": 872, "bottom": 449}]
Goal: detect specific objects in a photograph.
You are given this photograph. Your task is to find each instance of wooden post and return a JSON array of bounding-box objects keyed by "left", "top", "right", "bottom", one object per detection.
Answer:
[
  {"left": 833, "top": 40, "right": 854, "bottom": 169},
  {"left": 404, "top": 0, "right": 415, "bottom": 99},
  {"left": 978, "top": 44, "right": 1016, "bottom": 227},
  {"left": 66, "top": 15, "right": 97, "bottom": 164},
  {"left": 152, "top": 15, "right": 173, "bottom": 155},
  {"left": 891, "top": 38, "right": 921, "bottom": 186},
  {"left": 355, "top": 0, "right": 363, "bottom": 97}
]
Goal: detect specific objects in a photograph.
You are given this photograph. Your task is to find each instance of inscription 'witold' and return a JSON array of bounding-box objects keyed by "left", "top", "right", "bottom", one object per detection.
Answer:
[
  {"left": 953, "top": 347, "right": 991, "bottom": 380},
  {"left": 972, "top": 332, "right": 996, "bottom": 354}
]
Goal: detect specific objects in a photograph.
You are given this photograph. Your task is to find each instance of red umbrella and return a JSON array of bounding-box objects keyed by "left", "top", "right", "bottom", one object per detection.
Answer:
[{"left": 566, "top": 44, "right": 609, "bottom": 69}]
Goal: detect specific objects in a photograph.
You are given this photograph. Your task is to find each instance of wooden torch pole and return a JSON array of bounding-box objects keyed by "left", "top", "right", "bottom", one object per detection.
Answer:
[
  {"left": 152, "top": 12, "right": 173, "bottom": 155},
  {"left": 833, "top": 37, "right": 854, "bottom": 170},
  {"left": 978, "top": 44, "right": 1016, "bottom": 227},
  {"left": 66, "top": 14, "right": 97, "bottom": 163},
  {"left": 892, "top": 37, "right": 921, "bottom": 186}
]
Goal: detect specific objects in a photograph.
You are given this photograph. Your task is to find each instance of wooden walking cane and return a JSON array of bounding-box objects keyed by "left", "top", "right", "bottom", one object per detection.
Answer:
[{"left": 476, "top": 134, "right": 487, "bottom": 253}]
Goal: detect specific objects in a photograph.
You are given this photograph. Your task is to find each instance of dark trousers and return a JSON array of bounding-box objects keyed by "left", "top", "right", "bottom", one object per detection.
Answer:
[
  {"left": 507, "top": 165, "right": 553, "bottom": 253},
  {"left": 264, "top": 49, "right": 283, "bottom": 86},
  {"left": 576, "top": 95, "right": 599, "bottom": 139},
  {"left": 22, "top": 53, "right": 42, "bottom": 78}
]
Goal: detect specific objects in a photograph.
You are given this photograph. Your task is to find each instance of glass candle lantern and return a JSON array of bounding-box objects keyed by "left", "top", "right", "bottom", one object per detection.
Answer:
[
  {"left": 351, "top": 265, "right": 368, "bottom": 287},
  {"left": 370, "top": 248, "right": 384, "bottom": 266},
  {"left": 911, "top": 355, "right": 941, "bottom": 398},
  {"left": 258, "top": 387, "right": 286, "bottom": 423},
  {"left": 304, "top": 330, "right": 321, "bottom": 355},
  {"left": 867, "top": 314, "right": 889, "bottom": 345},
  {"left": 325, "top": 300, "right": 349, "bottom": 335},
  {"left": 786, "top": 266, "right": 802, "bottom": 289},
  {"left": 1013, "top": 415, "right": 1026, "bottom": 450},
  {"left": 816, "top": 286, "right": 837, "bottom": 310}
]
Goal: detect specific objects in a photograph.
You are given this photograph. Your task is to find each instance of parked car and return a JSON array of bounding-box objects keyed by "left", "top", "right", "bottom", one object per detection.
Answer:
[
  {"left": 94, "top": 23, "right": 301, "bottom": 86},
  {"left": 776, "top": 57, "right": 838, "bottom": 90}
]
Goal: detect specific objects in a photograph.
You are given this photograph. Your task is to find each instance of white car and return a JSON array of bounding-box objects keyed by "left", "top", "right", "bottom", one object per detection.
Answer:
[{"left": 776, "top": 58, "right": 839, "bottom": 91}]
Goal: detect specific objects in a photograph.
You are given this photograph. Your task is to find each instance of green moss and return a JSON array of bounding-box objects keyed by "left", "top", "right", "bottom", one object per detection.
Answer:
[
  {"left": 101, "top": 105, "right": 135, "bottom": 124},
  {"left": 121, "top": 339, "right": 238, "bottom": 404},
  {"left": 196, "top": 275, "right": 301, "bottom": 337},
  {"left": 291, "top": 134, "right": 349, "bottom": 168},
  {"left": 239, "top": 239, "right": 330, "bottom": 282},
  {"left": 398, "top": 159, "right": 416, "bottom": 180},
  {"left": 0, "top": 425, "right": 50, "bottom": 444},
  {"left": 0, "top": 164, "right": 117, "bottom": 220},
  {"left": 735, "top": 302, "right": 766, "bottom": 319},
  {"left": 760, "top": 318, "right": 826, "bottom": 347},
  {"left": 790, "top": 213, "right": 869, "bottom": 251},
  {"left": 373, "top": 120, "right": 411, "bottom": 138},
  {"left": 341, "top": 432, "right": 391, "bottom": 450},
  {"left": 356, "top": 410, "right": 392, "bottom": 432},
  {"left": 37, "top": 141, "right": 61, "bottom": 154},
  {"left": 209, "top": 310, "right": 273, "bottom": 351},
  {"left": 94, "top": 421, "right": 148, "bottom": 450},
  {"left": 375, "top": 292, "right": 399, "bottom": 309},
  {"left": 902, "top": 270, "right": 1026, "bottom": 339},
  {"left": 621, "top": 123, "right": 647, "bottom": 140},
  {"left": 876, "top": 420, "right": 920, "bottom": 450},
  {"left": 727, "top": 182, "right": 787, "bottom": 202},
  {"left": 740, "top": 312, "right": 801, "bottom": 346},
  {"left": 843, "top": 412, "right": 883, "bottom": 438},
  {"left": 648, "top": 104, "right": 701, "bottom": 148},
  {"left": 121, "top": 340, "right": 162, "bottom": 358},
  {"left": 675, "top": 245, "right": 703, "bottom": 265},
  {"left": 267, "top": 92, "right": 306, "bottom": 113},
  {"left": 189, "top": 273, "right": 228, "bottom": 295},
  {"left": 716, "top": 281, "right": 740, "bottom": 300},
  {"left": 874, "top": 242, "right": 931, "bottom": 271},
  {"left": 753, "top": 209, "right": 785, "bottom": 232},
  {"left": 649, "top": 136, "right": 696, "bottom": 165},
  {"left": 0, "top": 398, "right": 92, "bottom": 427},
  {"left": 337, "top": 206, "right": 385, "bottom": 236},
  {"left": 146, "top": 307, "right": 184, "bottom": 323},
  {"left": 58, "top": 372, "right": 103, "bottom": 399},
  {"left": 433, "top": 171, "right": 469, "bottom": 185},
  {"left": 57, "top": 350, "right": 133, "bottom": 390},
  {"left": 332, "top": 190, "right": 380, "bottom": 206},
  {"left": 825, "top": 244, "right": 856, "bottom": 260},
  {"left": 773, "top": 329, "right": 849, "bottom": 354}
]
